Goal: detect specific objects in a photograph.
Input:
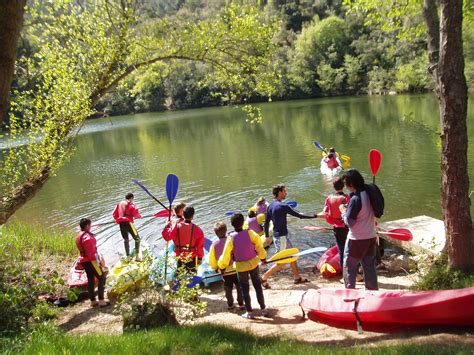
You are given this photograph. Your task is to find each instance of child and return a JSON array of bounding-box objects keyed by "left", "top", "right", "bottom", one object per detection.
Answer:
[
  {"left": 255, "top": 197, "right": 268, "bottom": 215},
  {"left": 208, "top": 221, "right": 244, "bottom": 311},
  {"left": 317, "top": 178, "right": 350, "bottom": 265},
  {"left": 218, "top": 213, "right": 270, "bottom": 319},
  {"left": 113, "top": 193, "right": 142, "bottom": 261},
  {"left": 246, "top": 210, "right": 272, "bottom": 248},
  {"left": 75, "top": 218, "right": 109, "bottom": 308}
]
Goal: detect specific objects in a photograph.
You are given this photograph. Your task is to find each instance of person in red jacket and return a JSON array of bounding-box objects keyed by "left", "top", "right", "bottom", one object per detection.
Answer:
[
  {"left": 163, "top": 206, "right": 204, "bottom": 273},
  {"left": 113, "top": 192, "right": 142, "bottom": 261},
  {"left": 161, "top": 201, "right": 186, "bottom": 240},
  {"left": 75, "top": 218, "right": 109, "bottom": 307},
  {"left": 317, "top": 178, "right": 350, "bottom": 265}
]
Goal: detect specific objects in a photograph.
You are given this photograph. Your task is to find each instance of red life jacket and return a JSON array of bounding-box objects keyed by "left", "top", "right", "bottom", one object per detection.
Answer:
[
  {"left": 326, "top": 156, "right": 340, "bottom": 170},
  {"left": 113, "top": 201, "right": 140, "bottom": 223},
  {"left": 325, "top": 194, "right": 347, "bottom": 227},
  {"left": 75, "top": 232, "right": 87, "bottom": 257},
  {"left": 174, "top": 223, "right": 198, "bottom": 259}
]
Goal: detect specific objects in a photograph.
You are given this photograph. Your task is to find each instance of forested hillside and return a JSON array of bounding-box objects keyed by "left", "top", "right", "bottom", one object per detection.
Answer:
[{"left": 13, "top": 0, "right": 474, "bottom": 116}]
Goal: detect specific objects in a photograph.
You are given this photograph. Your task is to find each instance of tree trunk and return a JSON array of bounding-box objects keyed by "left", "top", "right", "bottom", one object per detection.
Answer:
[
  {"left": 0, "top": 168, "right": 51, "bottom": 225},
  {"left": 0, "top": 0, "right": 26, "bottom": 129},
  {"left": 437, "top": 0, "right": 473, "bottom": 271}
]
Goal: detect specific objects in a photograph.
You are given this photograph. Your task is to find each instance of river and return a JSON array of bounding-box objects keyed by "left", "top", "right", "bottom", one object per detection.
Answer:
[{"left": 6, "top": 94, "right": 474, "bottom": 263}]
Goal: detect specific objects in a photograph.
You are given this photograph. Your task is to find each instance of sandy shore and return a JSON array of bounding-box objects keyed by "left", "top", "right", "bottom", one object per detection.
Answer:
[{"left": 56, "top": 263, "right": 474, "bottom": 347}]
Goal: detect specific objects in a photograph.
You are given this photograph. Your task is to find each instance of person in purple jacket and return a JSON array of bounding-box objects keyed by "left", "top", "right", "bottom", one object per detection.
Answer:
[
  {"left": 340, "top": 169, "right": 378, "bottom": 290},
  {"left": 260, "top": 184, "right": 317, "bottom": 288}
]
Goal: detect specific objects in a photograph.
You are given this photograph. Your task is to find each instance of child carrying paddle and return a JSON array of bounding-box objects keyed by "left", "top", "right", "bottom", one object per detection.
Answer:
[
  {"left": 218, "top": 213, "right": 270, "bottom": 319},
  {"left": 208, "top": 221, "right": 245, "bottom": 311}
]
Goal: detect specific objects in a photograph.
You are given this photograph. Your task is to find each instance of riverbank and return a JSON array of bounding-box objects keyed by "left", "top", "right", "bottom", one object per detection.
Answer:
[{"left": 2, "top": 222, "right": 474, "bottom": 354}]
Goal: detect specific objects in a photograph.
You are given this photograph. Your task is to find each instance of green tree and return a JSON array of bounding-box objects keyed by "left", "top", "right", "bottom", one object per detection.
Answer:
[
  {"left": 345, "top": 0, "right": 474, "bottom": 271},
  {"left": 0, "top": 1, "right": 278, "bottom": 224},
  {"left": 289, "top": 15, "right": 349, "bottom": 94}
]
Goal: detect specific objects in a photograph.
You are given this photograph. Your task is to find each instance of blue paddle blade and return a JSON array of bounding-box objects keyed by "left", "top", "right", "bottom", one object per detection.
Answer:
[
  {"left": 286, "top": 200, "right": 297, "bottom": 208},
  {"left": 186, "top": 275, "right": 204, "bottom": 289},
  {"left": 165, "top": 174, "right": 179, "bottom": 205},
  {"left": 131, "top": 178, "right": 153, "bottom": 198},
  {"left": 295, "top": 246, "right": 327, "bottom": 256},
  {"left": 225, "top": 211, "right": 239, "bottom": 216},
  {"left": 313, "top": 140, "right": 325, "bottom": 152},
  {"left": 204, "top": 238, "right": 212, "bottom": 252}
]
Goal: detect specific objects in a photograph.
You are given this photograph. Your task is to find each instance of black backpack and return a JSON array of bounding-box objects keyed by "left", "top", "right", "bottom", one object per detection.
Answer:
[{"left": 365, "top": 183, "right": 384, "bottom": 218}]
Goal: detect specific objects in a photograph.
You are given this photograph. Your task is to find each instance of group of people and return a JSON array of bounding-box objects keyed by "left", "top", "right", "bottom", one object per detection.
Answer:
[{"left": 75, "top": 168, "right": 381, "bottom": 317}]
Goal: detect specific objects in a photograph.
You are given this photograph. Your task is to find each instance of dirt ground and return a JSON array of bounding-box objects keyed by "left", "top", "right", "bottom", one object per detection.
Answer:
[{"left": 56, "top": 263, "right": 474, "bottom": 348}]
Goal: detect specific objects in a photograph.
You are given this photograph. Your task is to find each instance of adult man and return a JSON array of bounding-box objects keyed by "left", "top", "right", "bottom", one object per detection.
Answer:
[
  {"left": 163, "top": 206, "right": 205, "bottom": 273},
  {"left": 261, "top": 184, "right": 317, "bottom": 288},
  {"left": 113, "top": 192, "right": 142, "bottom": 261},
  {"left": 340, "top": 169, "right": 378, "bottom": 290}
]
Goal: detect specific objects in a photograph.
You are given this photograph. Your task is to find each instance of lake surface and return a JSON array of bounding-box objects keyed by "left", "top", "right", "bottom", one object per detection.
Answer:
[{"left": 6, "top": 94, "right": 474, "bottom": 263}]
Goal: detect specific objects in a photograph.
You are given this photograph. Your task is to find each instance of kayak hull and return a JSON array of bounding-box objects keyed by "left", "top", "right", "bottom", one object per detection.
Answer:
[
  {"left": 315, "top": 245, "right": 341, "bottom": 278},
  {"left": 320, "top": 158, "right": 342, "bottom": 176},
  {"left": 67, "top": 257, "right": 90, "bottom": 288},
  {"left": 301, "top": 287, "right": 474, "bottom": 331}
]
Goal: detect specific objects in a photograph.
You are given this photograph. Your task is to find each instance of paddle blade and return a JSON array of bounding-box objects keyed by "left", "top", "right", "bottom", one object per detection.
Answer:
[
  {"left": 225, "top": 211, "right": 239, "bottom": 217},
  {"left": 204, "top": 238, "right": 213, "bottom": 252},
  {"left": 185, "top": 275, "right": 203, "bottom": 289},
  {"left": 269, "top": 247, "right": 299, "bottom": 264},
  {"left": 313, "top": 140, "right": 325, "bottom": 152},
  {"left": 286, "top": 200, "right": 298, "bottom": 208},
  {"left": 379, "top": 228, "right": 413, "bottom": 242},
  {"left": 131, "top": 178, "right": 153, "bottom": 198},
  {"left": 154, "top": 209, "right": 171, "bottom": 218},
  {"left": 295, "top": 246, "right": 327, "bottom": 256},
  {"left": 341, "top": 154, "right": 351, "bottom": 161},
  {"left": 369, "top": 149, "right": 382, "bottom": 177},
  {"left": 165, "top": 174, "right": 179, "bottom": 205},
  {"left": 304, "top": 226, "right": 332, "bottom": 232}
]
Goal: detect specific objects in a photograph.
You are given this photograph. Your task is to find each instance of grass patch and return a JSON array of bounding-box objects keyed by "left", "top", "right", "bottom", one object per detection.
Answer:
[
  {"left": 0, "top": 222, "right": 76, "bottom": 261},
  {"left": 8, "top": 323, "right": 471, "bottom": 355},
  {"left": 413, "top": 254, "right": 474, "bottom": 291}
]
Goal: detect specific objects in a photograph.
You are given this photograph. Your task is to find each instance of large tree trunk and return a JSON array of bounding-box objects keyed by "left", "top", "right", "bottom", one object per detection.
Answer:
[
  {"left": 0, "top": 0, "right": 26, "bottom": 129},
  {"left": 424, "top": 0, "right": 473, "bottom": 271},
  {"left": 0, "top": 168, "right": 51, "bottom": 225},
  {"left": 438, "top": 0, "right": 473, "bottom": 271}
]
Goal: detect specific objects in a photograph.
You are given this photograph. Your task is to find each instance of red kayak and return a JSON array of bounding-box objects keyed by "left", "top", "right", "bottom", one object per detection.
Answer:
[
  {"left": 67, "top": 257, "right": 89, "bottom": 288},
  {"left": 300, "top": 287, "right": 474, "bottom": 332},
  {"left": 316, "top": 245, "right": 341, "bottom": 277}
]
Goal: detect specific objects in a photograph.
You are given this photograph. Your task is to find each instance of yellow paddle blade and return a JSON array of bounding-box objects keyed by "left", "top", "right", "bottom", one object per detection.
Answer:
[
  {"left": 341, "top": 154, "right": 351, "bottom": 161},
  {"left": 269, "top": 247, "right": 299, "bottom": 264},
  {"left": 321, "top": 152, "right": 328, "bottom": 157},
  {"left": 343, "top": 161, "right": 351, "bottom": 169}
]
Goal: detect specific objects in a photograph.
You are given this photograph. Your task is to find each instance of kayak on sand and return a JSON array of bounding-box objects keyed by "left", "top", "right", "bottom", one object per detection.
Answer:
[
  {"left": 315, "top": 245, "right": 341, "bottom": 278},
  {"left": 300, "top": 287, "right": 474, "bottom": 332}
]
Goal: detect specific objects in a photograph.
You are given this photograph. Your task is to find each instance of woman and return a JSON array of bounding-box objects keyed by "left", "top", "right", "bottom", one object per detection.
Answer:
[{"left": 76, "top": 218, "right": 110, "bottom": 307}]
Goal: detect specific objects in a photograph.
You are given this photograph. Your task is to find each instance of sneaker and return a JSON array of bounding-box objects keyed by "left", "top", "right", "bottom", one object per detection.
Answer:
[
  {"left": 261, "top": 308, "right": 271, "bottom": 318},
  {"left": 241, "top": 312, "right": 255, "bottom": 319}
]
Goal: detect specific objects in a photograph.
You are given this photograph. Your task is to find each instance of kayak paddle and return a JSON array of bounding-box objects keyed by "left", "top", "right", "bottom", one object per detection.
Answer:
[
  {"left": 131, "top": 178, "right": 168, "bottom": 210},
  {"left": 164, "top": 174, "right": 179, "bottom": 285},
  {"left": 369, "top": 149, "right": 382, "bottom": 184},
  {"left": 88, "top": 210, "right": 171, "bottom": 228},
  {"left": 225, "top": 200, "right": 298, "bottom": 217},
  {"left": 185, "top": 246, "right": 327, "bottom": 288},
  {"left": 304, "top": 226, "right": 413, "bottom": 242},
  {"left": 313, "top": 140, "right": 328, "bottom": 154}
]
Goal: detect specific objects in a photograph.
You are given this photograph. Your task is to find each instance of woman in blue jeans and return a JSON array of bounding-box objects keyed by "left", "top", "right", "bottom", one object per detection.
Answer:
[{"left": 340, "top": 169, "right": 378, "bottom": 290}]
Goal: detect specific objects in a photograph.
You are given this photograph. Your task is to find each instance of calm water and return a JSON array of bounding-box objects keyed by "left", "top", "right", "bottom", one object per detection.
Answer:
[{"left": 6, "top": 94, "right": 474, "bottom": 263}]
